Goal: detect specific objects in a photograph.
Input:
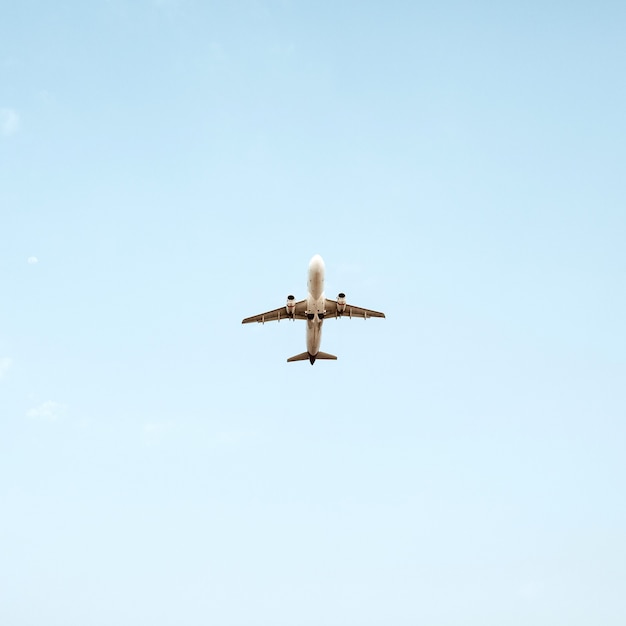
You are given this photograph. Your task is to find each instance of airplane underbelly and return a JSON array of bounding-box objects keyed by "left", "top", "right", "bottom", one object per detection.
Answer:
[
  {"left": 306, "top": 320, "right": 322, "bottom": 355},
  {"left": 309, "top": 278, "right": 323, "bottom": 299},
  {"left": 308, "top": 259, "right": 325, "bottom": 299}
]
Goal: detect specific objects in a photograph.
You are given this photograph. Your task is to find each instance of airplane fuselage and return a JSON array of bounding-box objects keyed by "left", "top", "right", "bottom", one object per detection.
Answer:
[{"left": 305, "top": 254, "right": 326, "bottom": 359}]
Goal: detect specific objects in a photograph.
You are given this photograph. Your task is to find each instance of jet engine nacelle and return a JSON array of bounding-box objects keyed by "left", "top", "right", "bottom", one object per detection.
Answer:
[
  {"left": 286, "top": 295, "right": 296, "bottom": 317},
  {"left": 336, "top": 292, "right": 347, "bottom": 315}
]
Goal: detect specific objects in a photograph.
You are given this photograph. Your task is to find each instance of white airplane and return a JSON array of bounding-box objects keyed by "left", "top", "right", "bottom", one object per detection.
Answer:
[{"left": 242, "top": 254, "right": 385, "bottom": 364}]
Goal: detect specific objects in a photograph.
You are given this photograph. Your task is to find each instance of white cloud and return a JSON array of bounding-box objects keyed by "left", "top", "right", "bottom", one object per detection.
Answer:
[
  {"left": 0, "top": 357, "right": 12, "bottom": 379},
  {"left": 27, "top": 256, "right": 38, "bottom": 264},
  {"left": 26, "top": 400, "right": 67, "bottom": 421},
  {"left": 0, "top": 108, "right": 20, "bottom": 136}
]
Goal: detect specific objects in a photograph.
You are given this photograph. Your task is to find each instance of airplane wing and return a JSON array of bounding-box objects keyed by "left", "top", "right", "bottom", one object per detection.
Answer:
[
  {"left": 324, "top": 299, "right": 386, "bottom": 319},
  {"left": 242, "top": 300, "right": 308, "bottom": 324}
]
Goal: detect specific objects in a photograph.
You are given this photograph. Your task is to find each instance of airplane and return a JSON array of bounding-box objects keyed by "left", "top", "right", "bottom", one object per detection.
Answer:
[{"left": 242, "top": 254, "right": 385, "bottom": 364}]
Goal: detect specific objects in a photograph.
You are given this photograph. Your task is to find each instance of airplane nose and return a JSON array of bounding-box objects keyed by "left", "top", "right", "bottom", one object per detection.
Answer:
[{"left": 309, "top": 254, "right": 324, "bottom": 269}]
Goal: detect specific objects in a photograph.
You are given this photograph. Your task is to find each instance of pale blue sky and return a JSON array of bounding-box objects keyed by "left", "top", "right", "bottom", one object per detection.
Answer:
[{"left": 1, "top": 1, "right": 625, "bottom": 624}]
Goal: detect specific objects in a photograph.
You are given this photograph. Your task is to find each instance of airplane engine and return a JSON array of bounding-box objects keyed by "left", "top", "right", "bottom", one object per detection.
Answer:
[
  {"left": 286, "top": 295, "right": 296, "bottom": 317},
  {"left": 336, "top": 293, "right": 347, "bottom": 315}
]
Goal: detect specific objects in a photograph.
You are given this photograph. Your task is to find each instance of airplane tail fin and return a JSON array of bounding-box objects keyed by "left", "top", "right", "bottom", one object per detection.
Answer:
[{"left": 287, "top": 351, "right": 338, "bottom": 364}]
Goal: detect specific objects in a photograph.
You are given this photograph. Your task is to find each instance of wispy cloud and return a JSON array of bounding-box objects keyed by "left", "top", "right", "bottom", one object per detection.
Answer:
[
  {"left": 26, "top": 400, "right": 67, "bottom": 421},
  {"left": 27, "top": 256, "right": 38, "bottom": 265},
  {"left": 0, "top": 108, "right": 20, "bottom": 136},
  {"left": 38, "top": 90, "right": 54, "bottom": 104},
  {"left": 0, "top": 357, "right": 12, "bottom": 379}
]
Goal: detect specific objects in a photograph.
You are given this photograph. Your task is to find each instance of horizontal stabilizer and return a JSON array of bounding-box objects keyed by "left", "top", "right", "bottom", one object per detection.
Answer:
[
  {"left": 287, "top": 351, "right": 338, "bottom": 364},
  {"left": 315, "top": 352, "right": 337, "bottom": 360}
]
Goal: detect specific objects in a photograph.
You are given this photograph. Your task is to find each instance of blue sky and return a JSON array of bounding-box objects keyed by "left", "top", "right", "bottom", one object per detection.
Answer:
[{"left": 1, "top": 1, "right": 625, "bottom": 624}]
